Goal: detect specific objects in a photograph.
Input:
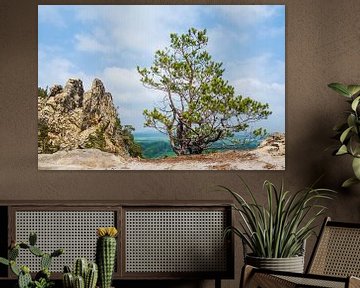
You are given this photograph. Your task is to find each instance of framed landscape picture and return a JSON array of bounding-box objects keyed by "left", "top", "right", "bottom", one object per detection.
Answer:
[{"left": 38, "top": 5, "right": 285, "bottom": 170}]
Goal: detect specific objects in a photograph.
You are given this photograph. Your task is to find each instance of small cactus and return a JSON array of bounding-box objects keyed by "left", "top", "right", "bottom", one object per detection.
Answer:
[
  {"left": 9, "top": 247, "right": 19, "bottom": 260},
  {"left": 74, "top": 275, "right": 85, "bottom": 288},
  {"left": 41, "top": 253, "right": 52, "bottom": 270},
  {"left": 63, "top": 259, "right": 98, "bottom": 288},
  {"left": 10, "top": 260, "right": 20, "bottom": 276},
  {"left": 29, "top": 245, "right": 44, "bottom": 257},
  {"left": 18, "top": 268, "right": 32, "bottom": 288},
  {"left": 51, "top": 248, "right": 64, "bottom": 257},
  {"left": 0, "top": 232, "right": 63, "bottom": 288},
  {"left": 74, "top": 258, "right": 88, "bottom": 279},
  {"left": 85, "top": 263, "right": 98, "bottom": 288},
  {"left": 96, "top": 227, "right": 118, "bottom": 288},
  {"left": 63, "top": 272, "right": 74, "bottom": 288},
  {"left": 29, "top": 232, "right": 37, "bottom": 246}
]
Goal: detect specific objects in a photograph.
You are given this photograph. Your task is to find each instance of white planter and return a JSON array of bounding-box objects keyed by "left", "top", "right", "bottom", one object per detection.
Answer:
[{"left": 245, "top": 254, "right": 305, "bottom": 273}]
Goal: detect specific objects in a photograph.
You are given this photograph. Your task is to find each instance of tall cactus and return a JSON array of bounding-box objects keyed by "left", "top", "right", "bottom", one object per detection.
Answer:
[{"left": 96, "top": 227, "right": 118, "bottom": 288}]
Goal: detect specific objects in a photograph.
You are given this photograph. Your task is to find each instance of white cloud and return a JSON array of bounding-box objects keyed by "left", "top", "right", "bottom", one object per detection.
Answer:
[
  {"left": 75, "top": 33, "right": 111, "bottom": 53},
  {"left": 38, "top": 47, "right": 92, "bottom": 89},
  {"left": 225, "top": 53, "right": 285, "bottom": 85},
  {"left": 232, "top": 78, "right": 285, "bottom": 132},
  {"left": 258, "top": 26, "right": 285, "bottom": 38},
  {"left": 38, "top": 6, "right": 67, "bottom": 28},
  {"left": 233, "top": 78, "right": 284, "bottom": 104},
  {"left": 216, "top": 5, "right": 281, "bottom": 26},
  {"left": 73, "top": 6, "right": 200, "bottom": 59},
  {"left": 101, "top": 67, "right": 157, "bottom": 105},
  {"left": 207, "top": 25, "right": 248, "bottom": 57}
]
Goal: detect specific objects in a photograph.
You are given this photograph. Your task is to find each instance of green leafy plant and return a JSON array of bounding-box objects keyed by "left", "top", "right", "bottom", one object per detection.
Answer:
[
  {"left": 328, "top": 83, "right": 360, "bottom": 187},
  {"left": 138, "top": 27, "right": 271, "bottom": 156},
  {"left": 0, "top": 232, "right": 63, "bottom": 288},
  {"left": 222, "top": 179, "right": 334, "bottom": 258},
  {"left": 32, "top": 278, "right": 54, "bottom": 288}
]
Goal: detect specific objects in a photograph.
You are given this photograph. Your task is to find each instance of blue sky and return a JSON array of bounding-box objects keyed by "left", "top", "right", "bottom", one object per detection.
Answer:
[{"left": 38, "top": 5, "right": 285, "bottom": 133}]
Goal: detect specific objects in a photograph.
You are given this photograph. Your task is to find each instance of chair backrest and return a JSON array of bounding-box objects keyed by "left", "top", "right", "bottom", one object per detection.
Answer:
[{"left": 307, "top": 217, "right": 360, "bottom": 277}]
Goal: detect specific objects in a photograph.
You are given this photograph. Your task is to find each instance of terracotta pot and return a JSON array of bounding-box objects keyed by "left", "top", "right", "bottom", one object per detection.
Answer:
[{"left": 245, "top": 254, "right": 304, "bottom": 273}]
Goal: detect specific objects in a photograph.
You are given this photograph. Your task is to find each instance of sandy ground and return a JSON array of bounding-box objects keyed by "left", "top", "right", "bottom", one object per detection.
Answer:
[{"left": 38, "top": 146, "right": 285, "bottom": 170}]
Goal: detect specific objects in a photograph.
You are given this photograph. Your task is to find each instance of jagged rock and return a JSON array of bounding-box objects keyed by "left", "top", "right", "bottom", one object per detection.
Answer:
[
  {"left": 258, "top": 133, "right": 285, "bottom": 156},
  {"left": 38, "top": 78, "right": 127, "bottom": 155},
  {"left": 49, "top": 85, "right": 63, "bottom": 97}
]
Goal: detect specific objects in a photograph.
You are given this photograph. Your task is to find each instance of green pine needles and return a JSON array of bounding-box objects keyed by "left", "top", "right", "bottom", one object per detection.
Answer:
[
  {"left": 138, "top": 27, "right": 271, "bottom": 156},
  {"left": 222, "top": 179, "right": 335, "bottom": 258}
]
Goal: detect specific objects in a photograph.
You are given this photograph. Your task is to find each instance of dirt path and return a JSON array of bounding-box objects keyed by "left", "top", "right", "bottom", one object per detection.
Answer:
[{"left": 38, "top": 146, "right": 285, "bottom": 170}]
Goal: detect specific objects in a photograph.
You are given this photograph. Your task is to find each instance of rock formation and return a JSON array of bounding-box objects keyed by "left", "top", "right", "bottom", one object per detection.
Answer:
[
  {"left": 258, "top": 132, "right": 285, "bottom": 156},
  {"left": 38, "top": 78, "right": 127, "bottom": 155}
]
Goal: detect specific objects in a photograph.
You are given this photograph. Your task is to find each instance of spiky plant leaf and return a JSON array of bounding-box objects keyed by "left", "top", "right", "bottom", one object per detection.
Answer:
[{"left": 222, "top": 179, "right": 335, "bottom": 258}]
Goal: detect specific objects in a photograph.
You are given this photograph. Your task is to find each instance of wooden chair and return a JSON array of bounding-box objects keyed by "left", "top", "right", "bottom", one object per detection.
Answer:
[{"left": 241, "top": 217, "right": 360, "bottom": 288}]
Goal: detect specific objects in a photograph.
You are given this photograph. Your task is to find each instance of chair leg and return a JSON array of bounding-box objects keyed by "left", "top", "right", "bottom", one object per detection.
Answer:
[
  {"left": 240, "top": 265, "right": 255, "bottom": 288},
  {"left": 215, "top": 278, "right": 221, "bottom": 288},
  {"left": 349, "top": 276, "right": 360, "bottom": 288}
]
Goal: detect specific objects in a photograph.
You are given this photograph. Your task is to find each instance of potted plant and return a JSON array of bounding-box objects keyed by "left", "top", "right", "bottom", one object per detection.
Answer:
[
  {"left": 222, "top": 179, "right": 334, "bottom": 273},
  {"left": 328, "top": 82, "right": 360, "bottom": 187}
]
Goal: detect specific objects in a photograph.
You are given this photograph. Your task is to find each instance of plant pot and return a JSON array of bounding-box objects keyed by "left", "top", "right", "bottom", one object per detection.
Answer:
[{"left": 245, "top": 254, "right": 304, "bottom": 273}]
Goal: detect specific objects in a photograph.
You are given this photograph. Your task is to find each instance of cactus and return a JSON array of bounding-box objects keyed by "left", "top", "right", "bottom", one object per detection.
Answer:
[
  {"left": 74, "top": 275, "right": 85, "bottom": 288},
  {"left": 0, "top": 232, "right": 63, "bottom": 288},
  {"left": 51, "top": 248, "right": 64, "bottom": 258},
  {"left": 29, "top": 232, "right": 37, "bottom": 246},
  {"left": 10, "top": 260, "right": 20, "bottom": 276},
  {"left": 18, "top": 270, "right": 32, "bottom": 288},
  {"left": 63, "top": 272, "right": 74, "bottom": 288},
  {"left": 63, "top": 259, "right": 98, "bottom": 288},
  {"left": 85, "top": 263, "right": 98, "bottom": 288},
  {"left": 41, "top": 253, "right": 52, "bottom": 270},
  {"left": 74, "top": 258, "right": 88, "bottom": 279},
  {"left": 96, "top": 227, "right": 118, "bottom": 288},
  {"left": 29, "top": 245, "right": 44, "bottom": 257},
  {"left": 64, "top": 265, "right": 72, "bottom": 273},
  {"left": 9, "top": 246, "right": 19, "bottom": 260}
]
